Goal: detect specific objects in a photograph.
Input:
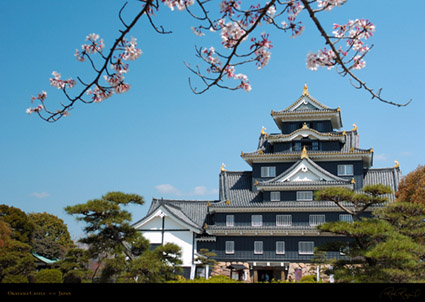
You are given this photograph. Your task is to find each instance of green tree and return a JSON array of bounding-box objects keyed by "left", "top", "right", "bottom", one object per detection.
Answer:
[
  {"left": 65, "top": 192, "right": 183, "bottom": 283},
  {"left": 58, "top": 247, "right": 92, "bottom": 283},
  {"left": 0, "top": 237, "right": 36, "bottom": 283},
  {"left": 28, "top": 212, "right": 74, "bottom": 260},
  {"left": 315, "top": 184, "right": 392, "bottom": 220},
  {"left": 315, "top": 184, "right": 425, "bottom": 282},
  {"left": 0, "top": 207, "right": 36, "bottom": 283},
  {"left": 0, "top": 205, "right": 34, "bottom": 244}
]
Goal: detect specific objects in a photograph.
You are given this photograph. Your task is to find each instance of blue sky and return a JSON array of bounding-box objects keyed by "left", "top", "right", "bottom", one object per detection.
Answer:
[{"left": 1, "top": 0, "right": 424, "bottom": 240}]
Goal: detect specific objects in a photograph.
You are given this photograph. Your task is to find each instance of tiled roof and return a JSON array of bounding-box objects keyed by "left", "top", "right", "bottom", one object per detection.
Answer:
[
  {"left": 257, "top": 157, "right": 351, "bottom": 185},
  {"left": 363, "top": 167, "right": 401, "bottom": 201},
  {"left": 218, "top": 171, "right": 263, "bottom": 207},
  {"left": 214, "top": 170, "right": 351, "bottom": 209},
  {"left": 255, "top": 130, "right": 363, "bottom": 155},
  {"left": 135, "top": 198, "right": 212, "bottom": 231}
]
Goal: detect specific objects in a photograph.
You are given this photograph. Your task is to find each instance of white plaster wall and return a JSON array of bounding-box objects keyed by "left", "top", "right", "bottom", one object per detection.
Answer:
[
  {"left": 164, "top": 230, "right": 193, "bottom": 266},
  {"left": 136, "top": 211, "right": 195, "bottom": 267}
]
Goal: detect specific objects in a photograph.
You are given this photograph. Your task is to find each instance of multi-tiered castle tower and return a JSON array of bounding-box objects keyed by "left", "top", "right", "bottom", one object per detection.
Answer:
[{"left": 135, "top": 85, "right": 401, "bottom": 282}]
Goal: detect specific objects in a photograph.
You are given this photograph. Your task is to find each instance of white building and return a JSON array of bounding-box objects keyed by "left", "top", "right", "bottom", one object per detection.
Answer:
[{"left": 132, "top": 198, "right": 211, "bottom": 279}]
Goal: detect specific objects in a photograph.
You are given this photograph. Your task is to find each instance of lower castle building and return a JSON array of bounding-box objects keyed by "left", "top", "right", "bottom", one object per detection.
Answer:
[{"left": 133, "top": 85, "right": 401, "bottom": 282}]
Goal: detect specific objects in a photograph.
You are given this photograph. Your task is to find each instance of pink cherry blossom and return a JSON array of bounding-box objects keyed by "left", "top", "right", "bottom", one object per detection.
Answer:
[
  {"left": 120, "top": 37, "right": 143, "bottom": 61},
  {"left": 49, "top": 71, "right": 76, "bottom": 89},
  {"left": 86, "top": 86, "right": 113, "bottom": 103},
  {"left": 82, "top": 33, "right": 105, "bottom": 54},
  {"left": 317, "top": 0, "right": 346, "bottom": 11},
  {"left": 115, "top": 82, "right": 131, "bottom": 94}
]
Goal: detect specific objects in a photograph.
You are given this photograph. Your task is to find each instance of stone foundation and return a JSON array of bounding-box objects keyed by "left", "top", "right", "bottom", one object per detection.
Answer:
[
  {"left": 211, "top": 262, "right": 331, "bottom": 283},
  {"left": 211, "top": 262, "right": 251, "bottom": 282}
]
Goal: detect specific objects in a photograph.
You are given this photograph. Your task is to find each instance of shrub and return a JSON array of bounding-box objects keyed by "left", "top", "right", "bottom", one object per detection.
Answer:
[
  {"left": 299, "top": 275, "right": 317, "bottom": 283},
  {"left": 2, "top": 275, "right": 29, "bottom": 283},
  {"left": 34, "top": 269, "right": 63, "bottom": 283}
]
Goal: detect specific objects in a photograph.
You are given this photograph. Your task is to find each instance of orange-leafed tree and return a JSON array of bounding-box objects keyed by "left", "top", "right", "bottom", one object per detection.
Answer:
[{"left": 396, "top": 165, "right": 425, "bottom": 206}]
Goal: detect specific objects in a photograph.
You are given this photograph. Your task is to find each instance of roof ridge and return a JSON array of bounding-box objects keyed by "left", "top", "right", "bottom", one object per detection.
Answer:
[{"left": 152, "top": 198, "right": 213, "bottom": 203}]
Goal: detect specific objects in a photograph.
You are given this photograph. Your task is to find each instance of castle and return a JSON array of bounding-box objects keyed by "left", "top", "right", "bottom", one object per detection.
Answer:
[{"left": 133, "top": 85, "right": 401, "bottom": 281}]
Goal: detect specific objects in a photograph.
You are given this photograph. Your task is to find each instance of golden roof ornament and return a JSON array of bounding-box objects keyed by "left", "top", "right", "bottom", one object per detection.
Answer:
[
  {"left": 351, "top": 178, "right": 356, "bottom": 184},
  {"left": 302, "top": 122, "right": 309, "bottom": 129},
  {"left": 301, "top": 146, "right": 308, "bottom": 159},
  {"left": 220, "top": 163, "right": 226, "bottom": 172},
  {"left": 352, "top": 123, "right": 358, "bottom": 131},
  {"left": 226, "top": 199, "right": 230, "bottom": 205},
  {"left": 394, "top": 160, "right": 400, "bottom": 168},
  {"left": 302, "top": 83, "right": 309, "bottom": 96},
  {"left": 261, "top": 126, "right": 266, "bottom": 135}
]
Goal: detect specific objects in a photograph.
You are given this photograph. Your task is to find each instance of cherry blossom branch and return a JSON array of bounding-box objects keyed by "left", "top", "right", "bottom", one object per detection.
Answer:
[
  {"left": 185, "top": 0, "right": 281, "bottom": 94},
  {"left": 301, "top": 0, "right": 411, "bottom": 107},
  {"left": 28, "top": 0, "right": 412, "bottom": 123},
  {"left": 27, "top": 1, "right": 153, "bottom": 122}
]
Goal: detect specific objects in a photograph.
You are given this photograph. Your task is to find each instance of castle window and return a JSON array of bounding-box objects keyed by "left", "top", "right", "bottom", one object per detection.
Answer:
[
  {"left": 270, "top": 191, "right": 280, "bottom": 201},
  {"left": 276, "top": 241, "right": 286, "bottom": 254},
  {"left": 251, "top": 215, "right": 262, "bottom": 226},
  {"left": 225, "top": 241, "right": 235, "bottom": 254},
  {"left": 226, "top": 215, "right": 234, "bottom": 226},
  {"left": 309, "top": 215, "right": 325, "bottom": 226},
  {"left": 298, "top": 241, "right": 314, "bottom": 255},
  {"left": 254, "top": 241, "right": 263, "bottom": 254},
  {"left": 293, "top": 141, "right": 302, "bottom": 151},
  {"left": 337, "top": 164, "right": 353, "bottom": 176},
  {"left": 276, "top": 215, "right": 292, "bottom": 226},
  {"left": 261, "top": 166, "right": 276, "bottom": 177},
  {"left": 296, "top": 191, "right": 313, "bottom": 201},
  {"left": 339, "top": 214, "right": 353, "bottom": 222}
]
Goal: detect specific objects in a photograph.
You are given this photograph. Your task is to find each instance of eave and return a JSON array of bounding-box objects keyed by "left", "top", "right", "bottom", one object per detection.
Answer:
[
  {"left": 271, "top": 110, "right": 343, "bottom": 130},
  {"left": 241, "top": 149, "right": 374, "bottom": 167},
  {"left": 204, "top": 225, "right": 337, "bottom": 237},
  {"left": 266, "top": 126, "right": 346, "bottom": 144}
]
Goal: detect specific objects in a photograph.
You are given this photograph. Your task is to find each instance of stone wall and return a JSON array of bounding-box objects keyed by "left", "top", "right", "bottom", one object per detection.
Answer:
[
  {"left": 287, "top": 262, "right": 331, "bottom": 283},
  {"left": 211, "top": 262, "right": 331, "bottom": 283},
  {"left": 211, "top": 262, "right": 251, "bottom": 283}
]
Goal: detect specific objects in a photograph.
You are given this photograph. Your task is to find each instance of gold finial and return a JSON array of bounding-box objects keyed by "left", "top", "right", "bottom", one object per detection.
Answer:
[
  {"left": 351, "top": 178, "right": 356, "bottom": 184},
  {"left": 270, "top": 109, "right": 275, "bottom": 115},
  {"left": 207, "top": 201, "right": 210, "bottom": 207},
  {"left": 394, "top": 160, "right": 400, "bottom": 168},
  {"left": 261, "top": 126, "right": 266, "bottom": 135},
  {"left": 204, "top": 223, "right": 208, "bottom": 229},
  {"left": 259, "top": 149, "right": 264, "bottom": 154},
  {"left": 301, "top": 146, "right": 308, "bottom": 159},
  {"left": 302, "top": 122, "right": 309, "bottom": 129},
  {"left": 337, "top": 107, "right": 341, "bottom": 112},
  {"left": 342, "top": 130, "right": 346, "bottom": 136},
  {"left": 349, "top": 147, "right": 354, "bottom": 152},
  {"left": 226, "top": 199, "right": 230, "bottom": 205},
  {"left": 220, "top": 163, "right": 226, "bottom": 172},
  {"left": 254, "top": 180, "right": 258, "bottom": 186},
  {"left": 352, "top": 123, "right": 358, "bottom": 131},
  {"left": 370, "top": 148, "right": 374, "bottom": 153},
  {"left": 302, "top": 83, "right": 309, "bottom": 96},
  {"left": 241, "top": 151, "right": 245, "bottom": 156}
]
